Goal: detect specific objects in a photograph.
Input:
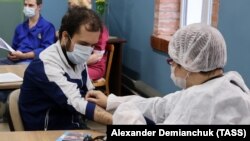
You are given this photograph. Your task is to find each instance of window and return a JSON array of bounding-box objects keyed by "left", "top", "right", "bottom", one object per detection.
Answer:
[
  {"left": 180, "top": 0, "right": 213, "bottom": 27},
  {"left": 151, "top": 0, "right": 219, "bottom": 53}
]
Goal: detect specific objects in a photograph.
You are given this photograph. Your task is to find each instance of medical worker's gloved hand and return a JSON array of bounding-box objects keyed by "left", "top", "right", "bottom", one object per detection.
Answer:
[{"left": 86, "top": 90, "right": 107, "bottom": 109}]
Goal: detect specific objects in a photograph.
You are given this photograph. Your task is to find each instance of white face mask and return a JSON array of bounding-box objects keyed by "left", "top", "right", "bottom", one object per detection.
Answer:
[
  {"left": 23, "top": 7, "right": 36, "bottom": 18},
  {"left": 66, "top": 43, "right": 93, "bottom": 65},
  {"left": 170, "top": 65, "right": 189, "bottom": 89}
]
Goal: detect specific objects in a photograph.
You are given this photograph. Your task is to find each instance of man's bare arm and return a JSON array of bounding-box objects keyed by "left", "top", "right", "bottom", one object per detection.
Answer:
[{"left": 93, "top": 105, "right": 112, "bottom": 125}]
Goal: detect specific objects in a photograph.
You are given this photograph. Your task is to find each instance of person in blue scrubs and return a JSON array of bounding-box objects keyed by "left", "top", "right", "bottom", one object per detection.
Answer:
[
  {"left": 0, "top": 0, "right": 56, "bottom": 65},
  {"left": 0, "top": 0, "right": 56, "bottom": 122}
]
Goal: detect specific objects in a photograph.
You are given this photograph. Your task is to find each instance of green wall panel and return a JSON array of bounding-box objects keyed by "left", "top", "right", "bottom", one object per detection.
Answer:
[{"left": 0, "top": 0, "right": 23, "bottom": 57}]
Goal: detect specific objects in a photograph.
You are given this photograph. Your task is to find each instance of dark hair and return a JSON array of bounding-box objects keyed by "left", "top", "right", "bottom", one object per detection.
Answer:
[
  {"left": 36, "top": 0, "right": 42, "bottom": 5},
  {"left": 59, "top": 6, "right": 102, "bottom": 40},
  {"left": 36, "top": 0, "right": 43, "bottom": 5},
  {"left": 24, "top": 0, "right": 42, "bottom": 5}
]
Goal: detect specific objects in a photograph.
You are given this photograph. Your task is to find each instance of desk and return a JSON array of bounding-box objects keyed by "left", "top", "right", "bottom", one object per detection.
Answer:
[
  {"left": 0, "top": 65, "right": 27, "bottom": 89},
  {"left": 0, "top": 130, "right": 105, "bottom": 141},
  {"left": 107, "top": 38, "right": 126, "bottom": 96}
]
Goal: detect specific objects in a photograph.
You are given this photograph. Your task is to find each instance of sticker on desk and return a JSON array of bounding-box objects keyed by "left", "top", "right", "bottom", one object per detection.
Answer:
[
  {"left": 56, "top": 131, "right": 92, "bottom": 141},
  {"left": 0, "top": 72, "right": 23, "bottom": 83}
]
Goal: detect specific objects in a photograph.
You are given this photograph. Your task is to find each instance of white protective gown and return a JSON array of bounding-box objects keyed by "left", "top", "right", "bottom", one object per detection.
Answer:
[{"left": 107, "top": 71, "right": 250, "bottom": 124}]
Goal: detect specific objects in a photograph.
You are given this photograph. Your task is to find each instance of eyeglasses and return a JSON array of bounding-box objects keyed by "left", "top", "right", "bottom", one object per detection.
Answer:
[{"left": 166, "top": 58, "right": 174, "bottom": 65}]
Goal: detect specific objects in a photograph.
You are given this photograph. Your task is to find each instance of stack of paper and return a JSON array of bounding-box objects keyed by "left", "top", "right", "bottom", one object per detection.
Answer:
[{"left": 0, "top": 72, "right": 23, "bottom": 83}]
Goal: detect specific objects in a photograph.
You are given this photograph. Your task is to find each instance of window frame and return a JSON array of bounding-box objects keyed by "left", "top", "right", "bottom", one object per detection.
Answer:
[
  {"left": 151, "top": 0, "right": 219, "bottom": 53},
  {"left": 180, "top": 0, "right": 213, "bottom": 27}
]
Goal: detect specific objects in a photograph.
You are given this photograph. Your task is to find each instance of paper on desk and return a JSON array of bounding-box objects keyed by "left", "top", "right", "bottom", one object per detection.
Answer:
[
  {"left": 0, "top": 72, "right": 23, "bottom": 83},
  {"left": 0, "top": 37, "right": 15, "bottom": 52}
]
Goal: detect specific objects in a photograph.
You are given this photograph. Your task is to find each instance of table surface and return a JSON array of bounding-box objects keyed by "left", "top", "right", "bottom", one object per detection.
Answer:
[
  {"left": 0, "top": 65, "right": 27, "bottom": 89},
  {"left": 0, "top": 130, "right": 105, "bottom": 141}
]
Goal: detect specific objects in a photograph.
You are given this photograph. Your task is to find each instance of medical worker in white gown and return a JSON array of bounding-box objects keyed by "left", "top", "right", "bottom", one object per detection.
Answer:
[{"left": 86, "top": 23, "right": 250, "bottom": 124}]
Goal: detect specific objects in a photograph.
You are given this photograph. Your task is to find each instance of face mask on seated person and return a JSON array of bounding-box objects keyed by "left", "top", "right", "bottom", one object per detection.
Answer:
[
  {"left": 23, "top": 7, "right": 36, "bottom": 18},
  {"left": 170, "top": 65, "right": 190, "bottom": 89},
  {"left": 66, "top": 43, "right": 93, "bottom": 65}
]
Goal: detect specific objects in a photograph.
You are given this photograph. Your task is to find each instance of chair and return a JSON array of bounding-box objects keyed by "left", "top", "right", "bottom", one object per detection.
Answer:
[
  {"left": 92, "top": 44, "right": 114, "bottom": 95},
  {"left": 6, "top": 89, "right": 24, "bottom": 131}
]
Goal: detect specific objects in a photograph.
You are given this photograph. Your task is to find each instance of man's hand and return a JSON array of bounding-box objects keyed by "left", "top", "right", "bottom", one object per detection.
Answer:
[
  {"left": 86, "top": 90, "right": 107, "bottom": 109},
  {"left": 7, "top": 51, "right": 23, "bottom": 61},
  {"left": 87, "top": 52, "right": 103, "bottom": 65},
  {"left": 8, "top": 51, "right": 35, "bottom": 61}
]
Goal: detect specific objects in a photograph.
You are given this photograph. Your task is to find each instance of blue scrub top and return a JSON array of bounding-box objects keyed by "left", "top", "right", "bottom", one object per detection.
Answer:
[{"left": 12, "top": 15, "right": 56, "bottom": 63}]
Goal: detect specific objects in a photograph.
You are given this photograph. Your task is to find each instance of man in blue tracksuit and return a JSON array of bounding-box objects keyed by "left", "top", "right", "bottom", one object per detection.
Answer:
[{"left": 19, "top": 7, "right": 112, "bottom": 130}]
